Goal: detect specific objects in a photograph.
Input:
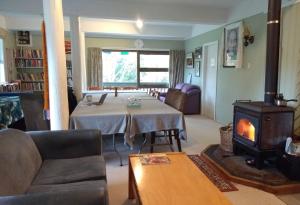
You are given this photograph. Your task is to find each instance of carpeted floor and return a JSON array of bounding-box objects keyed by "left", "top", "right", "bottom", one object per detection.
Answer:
[{"left": 102, "top": 115, "right": 300, "bottom": 205}]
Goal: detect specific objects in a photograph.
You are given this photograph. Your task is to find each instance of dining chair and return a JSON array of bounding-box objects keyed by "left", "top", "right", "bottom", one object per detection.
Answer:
[{"left": 139, "top": 89, "right": 184, "bottom": 153}]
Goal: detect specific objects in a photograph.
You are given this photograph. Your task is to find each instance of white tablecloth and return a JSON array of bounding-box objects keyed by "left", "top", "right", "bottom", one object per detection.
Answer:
[
  {"left": 70, "top": 93, "right": 128, "bottom": 135},
  {"left": 70, "top": 93, "right": 186, "bottom": 147}
]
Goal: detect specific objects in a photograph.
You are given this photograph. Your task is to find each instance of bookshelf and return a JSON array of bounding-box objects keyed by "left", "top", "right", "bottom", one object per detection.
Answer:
[
  {"left": 14, "top": 48, "right": 44, "bottom": 91},
  {"left": 66, "top": 53, "right": 73, "bottom": 87},
  {"left": 10, "top": 46, "right": 72, "bottom": 92}
]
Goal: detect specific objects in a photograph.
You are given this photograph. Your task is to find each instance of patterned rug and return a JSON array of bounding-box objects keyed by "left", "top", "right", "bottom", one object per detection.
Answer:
[{"left": 188, "top": 154, "right": 238, "bottom": 192}]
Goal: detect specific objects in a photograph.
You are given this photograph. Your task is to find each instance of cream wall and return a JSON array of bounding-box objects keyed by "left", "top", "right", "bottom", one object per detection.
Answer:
[
  {"left": 5, "top": 32, "right": 43, "bottom": 49},
  {"left": 85, "top": 37, "right": 184, "bottom": 50},
  {"left": 0, "top": 15, "right": 6, "bottom": 29}
]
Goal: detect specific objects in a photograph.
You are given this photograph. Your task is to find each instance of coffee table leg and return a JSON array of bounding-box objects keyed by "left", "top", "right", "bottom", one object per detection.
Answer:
[{"left": 128, "top": 157, "right": 135, "bottom": 200}]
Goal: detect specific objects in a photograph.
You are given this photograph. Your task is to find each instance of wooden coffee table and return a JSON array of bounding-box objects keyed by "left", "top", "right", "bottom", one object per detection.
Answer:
[{"left": 128, "top": 152, "right": 232, "bottom": 205}]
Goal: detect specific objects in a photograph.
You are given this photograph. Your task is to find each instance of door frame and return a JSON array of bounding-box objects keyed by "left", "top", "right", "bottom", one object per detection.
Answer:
[{"left": 201, "top": 40, "right": 219, "bottom": 120}]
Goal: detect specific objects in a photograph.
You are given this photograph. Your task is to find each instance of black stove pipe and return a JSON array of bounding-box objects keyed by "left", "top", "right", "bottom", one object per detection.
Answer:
[{"left": 264, "top": 0, "right": 282, "bottom": 104}]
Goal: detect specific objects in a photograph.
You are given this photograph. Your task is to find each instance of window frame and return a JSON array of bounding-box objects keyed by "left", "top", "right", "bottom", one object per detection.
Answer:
[
  {"left": 137, "top": 50, "right": 169, "bottom": 88},
  {"left": 101, "top": 49, "right": 170, "bottom": 88}
]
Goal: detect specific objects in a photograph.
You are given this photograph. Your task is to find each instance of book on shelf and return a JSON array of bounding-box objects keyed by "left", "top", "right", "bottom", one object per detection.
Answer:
[
  {"left": 17, "top": 73, "right": 44, "bottom": 81},
  {"left": 139, "top": 154, "right": 171, "bottom": 165},
  {"left": 15, "top": 59, "right": 43, "bottom": 68},
  {"left": 20, "top": 82, "right": 44, "bottom": 91},
  {"left": 14, "top": 48, "right": 42, "bottom": 59}
]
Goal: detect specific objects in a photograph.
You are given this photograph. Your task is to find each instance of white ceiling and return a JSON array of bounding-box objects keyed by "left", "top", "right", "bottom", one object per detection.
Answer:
[{"left": 0, "top": 0, "right": 296, "bottom": 40}]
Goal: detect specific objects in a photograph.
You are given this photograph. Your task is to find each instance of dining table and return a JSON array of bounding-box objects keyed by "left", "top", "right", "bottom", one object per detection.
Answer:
[{"left": 69, "top": 92, "right": 186, "bottom": 164}]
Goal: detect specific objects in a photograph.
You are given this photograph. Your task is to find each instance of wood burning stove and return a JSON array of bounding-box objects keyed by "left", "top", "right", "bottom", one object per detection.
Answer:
[
  {"left": 232, "top": 0, "right": 296, "bottom": 169},
  {"left": 233, "top": 102, "right": 294, "bottom": 169}
]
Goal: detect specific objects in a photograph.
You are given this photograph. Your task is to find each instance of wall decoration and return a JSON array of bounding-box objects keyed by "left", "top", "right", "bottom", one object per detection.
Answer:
[
  {"left": 186, "top": 52, "right": 194, "bottom": 68},
  {"left": 134, "top": 39, "right": 144, "bottom": 49},
  {"left": 194, "top": 61, "right": 201, "bottom": 77},
  {"left": 16, "top": 31, "right": 32, "bottom": 47},
  {"left": 194, "top": 47, "right": 202, "bottom": 60},
  {"left": 223, "top": 22, "right": 244, "bottom": 68}
]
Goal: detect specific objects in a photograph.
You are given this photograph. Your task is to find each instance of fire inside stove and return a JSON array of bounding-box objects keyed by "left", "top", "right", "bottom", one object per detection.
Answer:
[{"left": 236, "top": 119, "right": 255, "bottom": 142}]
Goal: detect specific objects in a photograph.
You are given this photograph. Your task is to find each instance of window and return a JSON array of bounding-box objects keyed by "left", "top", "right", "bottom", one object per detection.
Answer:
[
  {"left": 138, "top": 51, "right": 169, "bottom": 87},
  {"left": 102, "top": 50, "right": 137, "bottom": 87},
  {"left": 0, "top": 38, "right": 5, "bottom": 83},
  {"left": 102, "top": 50, "right": 169, "bottom": 87}
]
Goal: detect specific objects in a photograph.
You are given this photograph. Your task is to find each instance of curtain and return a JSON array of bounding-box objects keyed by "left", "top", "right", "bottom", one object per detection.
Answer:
[
  {"left": 87, "top": 47, "right": 102, "bottom": 88},
  {"left": 279, "top": 3, "right": 300, "bottom": 134},
  {"left": 169, "top": 50, "right": 185, "bottom": 88}
]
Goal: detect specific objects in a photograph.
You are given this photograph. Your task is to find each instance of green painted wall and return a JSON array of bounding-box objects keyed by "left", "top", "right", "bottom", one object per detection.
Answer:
[
  {"left": 184, "top": 13, "right": 267, "bottom": 124},
  {"left": 85, "top": 37, "right": 184, "bottom": 50}
]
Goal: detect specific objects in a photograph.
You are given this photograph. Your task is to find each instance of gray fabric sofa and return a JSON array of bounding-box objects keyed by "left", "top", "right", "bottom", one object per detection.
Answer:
[{"left": 0, "top": 128, "right": 108, "bottom": 205}]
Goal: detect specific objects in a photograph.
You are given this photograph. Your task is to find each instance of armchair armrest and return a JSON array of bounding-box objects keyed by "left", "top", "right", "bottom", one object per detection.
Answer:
[
  {"left": 27, "top": 129, "right": 102, "bottom": 160},
  {"left": 0, "top": 189, "right": 108, "bottom": 205}
]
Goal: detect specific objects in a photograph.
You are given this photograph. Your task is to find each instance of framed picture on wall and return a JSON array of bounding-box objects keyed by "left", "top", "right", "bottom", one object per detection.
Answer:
[
  {"left": 194, "top": 47, "right": 202, "bottom": 60},
  {"left": 194, "top": 60, "right": 201, "bottom": 77},
  {"left": 186, "top": 52, "right": 194, "bottom": 68},
  {"left": 16, "top": 31, "right": 32, "bottom": 47},
  {"left": 223, "top": 21, "right": 244, "bottom": 68}
]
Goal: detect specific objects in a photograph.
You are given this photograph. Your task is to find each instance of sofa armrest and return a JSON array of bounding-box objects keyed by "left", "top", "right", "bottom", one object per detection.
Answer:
[
  {"left": 0, "top": 190, "right": 108, "bottom": 205},
  {"left": 27, "top": 129, "right": 102, "bottom": 160},
  {"left": 186, "top": 89, "right": 200, "bottom": 96}
]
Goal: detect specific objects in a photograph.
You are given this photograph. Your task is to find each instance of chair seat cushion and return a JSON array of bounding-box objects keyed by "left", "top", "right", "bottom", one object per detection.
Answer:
[{"left": 33, "top": 155, "right": 106, "bottom": 185}]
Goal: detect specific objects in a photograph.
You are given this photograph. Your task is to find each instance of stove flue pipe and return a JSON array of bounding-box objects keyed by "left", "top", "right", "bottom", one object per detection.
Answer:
[{"left": 264, "top": 0, "right": 282, "bottom": 104}]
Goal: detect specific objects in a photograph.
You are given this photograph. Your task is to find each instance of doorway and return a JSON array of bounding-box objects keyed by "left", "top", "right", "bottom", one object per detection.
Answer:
[{"left": 202, "top": 41, "right": 218, "bottom": 120}]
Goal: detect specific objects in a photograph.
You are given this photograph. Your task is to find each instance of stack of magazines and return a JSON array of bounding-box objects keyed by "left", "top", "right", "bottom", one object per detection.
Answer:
[{"left": 140, "top": 154, "right": 170, "bottom": 165}]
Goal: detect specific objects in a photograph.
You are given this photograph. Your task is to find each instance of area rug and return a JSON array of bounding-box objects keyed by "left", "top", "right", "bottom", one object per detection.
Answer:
[{"left": 188, "top": 154, "right": 238, "bottom": 192}]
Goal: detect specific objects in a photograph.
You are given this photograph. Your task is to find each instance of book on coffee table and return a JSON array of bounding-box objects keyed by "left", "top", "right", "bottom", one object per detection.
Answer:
[{"left": 140, "top": 154, "right": 170, "bottom": 165}]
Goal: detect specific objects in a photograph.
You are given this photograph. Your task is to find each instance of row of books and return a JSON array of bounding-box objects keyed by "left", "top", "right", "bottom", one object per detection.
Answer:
[
  {"left": 14, "top": 48, "right": 43, "bottom": 59},
  {"left": 15, "top": 59, "right": 43, "bottom": 68},
  {"left": 0, "top": 82, "right": 20, "bottom": 93},
  {"left": 17, "top": 73, "right": 44, "bottom": 81},
  {"left": 67, "top": 70, "right": 72, "bottom": 78},
  {"left": 20, "top": 82, "right": 44, "bottom": 91}
]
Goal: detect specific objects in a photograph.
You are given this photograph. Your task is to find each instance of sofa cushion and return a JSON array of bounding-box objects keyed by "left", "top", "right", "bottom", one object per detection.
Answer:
[
  {"left": 33, "top": 155, "right": 106, "bottom": 185},
  {"left": 26, "top": 180, "right": 108, "bottom": 205},
  {"left": 181, "top": 84, "right": 200, "bottom": 93},
  {"left": 28, "top": 180, "right": 107, "bottom": 194},
  {"left": 175, "top": 83, "right": 185, "bottom": 90},
  {"left": 0, "top": 129, "right": 42, "bottom": 195}
]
